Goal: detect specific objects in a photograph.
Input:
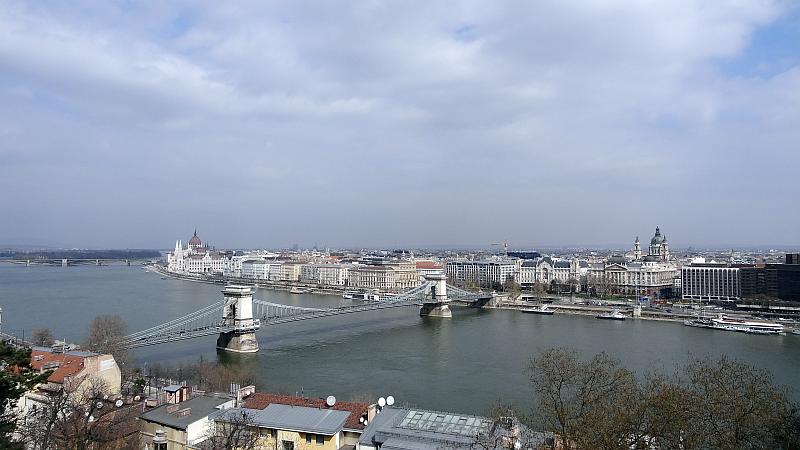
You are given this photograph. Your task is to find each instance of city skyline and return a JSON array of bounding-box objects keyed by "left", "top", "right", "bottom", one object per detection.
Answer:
[{"left": 2, "top": 1, "right": 800, "bottom": 248}]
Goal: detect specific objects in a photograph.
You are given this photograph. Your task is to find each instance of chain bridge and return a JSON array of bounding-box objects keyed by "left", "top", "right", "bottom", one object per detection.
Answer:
[{"left": 121, "top": 274, "right": 492, "bottom": 353}]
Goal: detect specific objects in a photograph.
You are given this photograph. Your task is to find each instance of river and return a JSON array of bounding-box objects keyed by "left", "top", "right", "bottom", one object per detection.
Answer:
[{"left": 2, "top": 264, "right": 799, "bottom": 414}]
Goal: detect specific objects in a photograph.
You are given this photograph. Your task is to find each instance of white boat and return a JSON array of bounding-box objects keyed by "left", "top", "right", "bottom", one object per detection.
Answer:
[
  {"left": 342, "top": 293, "right": 354, "bottom": 299},
  {"left": 521, "top": 304, "right": 555, "bottom": 315},
  {"left": 792, "top": 329, "right": 800, "bottom": 336},
  {"left": 596, "top": 309, "right": 627, "bottom": 321},
  {"left": 290, "top": 287, "right": 305, "bottom": 294},
  {"left": 684, "top": 313, "right": 784, "bottom": 335}
]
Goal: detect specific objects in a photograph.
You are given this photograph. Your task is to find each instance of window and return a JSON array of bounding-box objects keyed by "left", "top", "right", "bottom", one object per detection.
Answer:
[
  {"left": 316, "top": 434, "right": 324, "bottom": 445},
  {"left": 306, "top": 434, "right": 312, "bottom": 444}
]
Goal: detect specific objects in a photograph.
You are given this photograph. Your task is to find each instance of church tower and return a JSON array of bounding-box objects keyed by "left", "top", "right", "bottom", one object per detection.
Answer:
[{"left": 633, "top": 236, "right": 642, "bottom": 260}]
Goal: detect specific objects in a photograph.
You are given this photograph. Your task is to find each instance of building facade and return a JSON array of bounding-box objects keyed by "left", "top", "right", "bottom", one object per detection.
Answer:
[
  {"left": 681, "top": 263, "right": 742, "bottom": 302},
  {"left": 445, "top": 260, "right": 518, "bottom": 288}
]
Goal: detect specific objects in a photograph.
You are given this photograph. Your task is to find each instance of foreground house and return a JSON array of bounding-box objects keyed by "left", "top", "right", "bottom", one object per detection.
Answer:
[
  {"left": 139, "top": 392, "right": 235, "bottom": 450},
  {"left": 19, "top": 348, "right": 121, "bottom": 413}
]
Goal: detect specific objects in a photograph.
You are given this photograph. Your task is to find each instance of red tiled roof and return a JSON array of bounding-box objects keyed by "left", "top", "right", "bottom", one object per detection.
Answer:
[
  {"left": 416, "top": 261, "right": 442, "bottom": 270},
  {"left": 244, "top": 393, "right": 369, "bottom": 430},
  {"left": 30, "top": 350, "right": 86, "bottom": 384}
]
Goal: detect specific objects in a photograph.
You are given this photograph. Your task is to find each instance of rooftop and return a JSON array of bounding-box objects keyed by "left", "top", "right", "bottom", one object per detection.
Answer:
[
  {"left": 140, "top": 395, "right": 232, "bottom": 430},
  {"left": 244, "top": 392, "right": 369, "bottom": 430},
  {"left": 217, "top": 404, "right": 350, "bottom": 435}
]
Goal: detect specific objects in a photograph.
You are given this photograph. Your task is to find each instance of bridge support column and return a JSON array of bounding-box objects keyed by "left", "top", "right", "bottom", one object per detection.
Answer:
[
  {"left": 26, "top": 260, "right": 30, "bottom": 267},
  {"left": 216, "top": 285, "right": 260, "bottom": 353},
  {"left": 61, "top": 258, "right": 68, "bottom": 267},
  {"left": 420, "top": 274, "right": 452, "bottom": 318},
  {"left": 96, "top": 259, "right": 101, "bottom": 266}
]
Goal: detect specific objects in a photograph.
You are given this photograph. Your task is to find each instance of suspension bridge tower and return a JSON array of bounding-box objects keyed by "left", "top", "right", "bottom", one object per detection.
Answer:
[
  {"left": 216, "top": 285, "right": 261, "bottom": 353},
  {"left": 419, "top": 273, "right": 452, "bottom": 318}
]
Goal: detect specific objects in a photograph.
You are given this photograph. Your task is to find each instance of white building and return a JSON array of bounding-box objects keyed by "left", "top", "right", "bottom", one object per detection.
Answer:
[
  {"left": 445, "top": 260, "right": 518, "bottom": 288},
  {"left": 589, "top": 227, "right": 678, "bottom": 297},
  {"left": 241, "top": 259, "right": 282, "bottom": 281},
  {"left": 681, "top": 263, "right": 741, "bottom": 302},
  {"left": 166, "top": 230, "right": 229, "bottom": 275}
]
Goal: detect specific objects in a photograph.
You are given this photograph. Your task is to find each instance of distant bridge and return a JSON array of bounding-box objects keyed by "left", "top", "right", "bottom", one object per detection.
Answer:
[
  {"left": 0, "top": 258, "right": 147, "bottom": 267},
  {"left": 121, "top": 275, "right": 492, "bottom": 352}
]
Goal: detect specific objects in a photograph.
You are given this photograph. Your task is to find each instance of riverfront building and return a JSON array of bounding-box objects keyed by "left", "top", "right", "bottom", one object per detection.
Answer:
[
  {"left": 166, "top": 230, "right": 229, "bottom": 275},
  {"left": 446, "top": 259, "right": 518, "bottom": 288},
  {"left": 681, "top": 263, "right": 742, "bottom": 302}
]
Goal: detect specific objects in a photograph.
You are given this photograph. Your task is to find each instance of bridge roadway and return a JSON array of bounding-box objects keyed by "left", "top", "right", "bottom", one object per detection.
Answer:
[{"left": 121, "top": 282, "right": 491, "bottom": 350}]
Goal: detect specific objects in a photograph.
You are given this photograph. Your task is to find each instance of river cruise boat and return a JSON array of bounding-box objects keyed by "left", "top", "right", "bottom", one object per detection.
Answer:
[
  {"left": 684, "top": 314, "right": 784, "bottom": 335},
  {"left": 342, "top": 291, "right": 357, "bottom": 299},
  {"left": 595, "top": 309, "right": 627, "bottom": 321},
  {"left": 520, "top": 304, "right": 555, "bottom": 315},
  {"left": 793, "top": 329, "right": 800, "bottom": 336},
  {"left": 289, "top": 287, "right": 307, "bottom": 294}
]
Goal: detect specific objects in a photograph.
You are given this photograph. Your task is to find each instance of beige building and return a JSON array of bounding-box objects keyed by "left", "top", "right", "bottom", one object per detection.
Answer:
[
  {"left": 210, "top": 392, "right": 370, "bottom": 450},
  {"left": 20, "top": 349, "right": 121, "bottom": 414},
  {"left": 139, "top": 392, "right": 235, "bottom": 450},
  {"left": 281, "top": 263, "right": 303, "bottom": 282},
  {"left": 347, "top": 261, "right": 420, "bottom": 292}
]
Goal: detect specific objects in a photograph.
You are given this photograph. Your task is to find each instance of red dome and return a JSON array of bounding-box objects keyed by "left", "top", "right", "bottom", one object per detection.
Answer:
[{"left": 188, "top": 229, "right": 202, "bottom": 247}]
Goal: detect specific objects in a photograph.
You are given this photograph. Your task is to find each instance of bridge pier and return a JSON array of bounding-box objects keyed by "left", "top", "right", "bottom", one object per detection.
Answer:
[
  {"left": 420, "top": 274, "right": 452, "bottom": 318},
  {"left": 216, "top": 285, "right": 260, "bottom": 353},
  {"left": 61, "top": 258, "right": 68, "bottom": 267},
  {"left": 96, "top": 259, "right": 101, "bottom": 266}
]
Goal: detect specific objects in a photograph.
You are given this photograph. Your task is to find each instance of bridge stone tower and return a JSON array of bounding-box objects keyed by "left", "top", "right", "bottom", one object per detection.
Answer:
[
  {"left": 216, "top": 285, "right": 260, "bottom": 353},
  {"left": 419, "top": 273, "right": 452, "bottom": 318}
]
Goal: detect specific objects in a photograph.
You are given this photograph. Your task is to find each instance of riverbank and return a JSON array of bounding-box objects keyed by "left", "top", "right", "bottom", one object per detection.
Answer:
[{"left": 149, "top": 264, "right": 349, "bottom": 296}]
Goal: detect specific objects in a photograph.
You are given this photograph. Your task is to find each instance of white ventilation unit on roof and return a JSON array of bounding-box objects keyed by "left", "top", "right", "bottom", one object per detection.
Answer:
[{"left": 325, "top": 395, "right": 336, "bottom": 407}]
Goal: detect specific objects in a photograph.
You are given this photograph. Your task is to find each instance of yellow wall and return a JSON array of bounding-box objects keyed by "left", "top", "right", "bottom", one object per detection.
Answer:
[
  {"left": 253, "top": 429, "right": 339, "bottom": 450},
  {"left": 140, "top": 420, "right": 189, "bottom": 450}
]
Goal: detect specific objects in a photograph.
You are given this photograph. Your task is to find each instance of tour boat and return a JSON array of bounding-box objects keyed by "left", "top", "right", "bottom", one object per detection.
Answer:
[
  {"left": 684, "top": 313, "right": 784, "bottom": 335},
  {"left": 290, "top": 287, "right": 305, "bottom": 294},
  {"left": 520, "top": 304, "right": 555, "bottom": 315},
  {"left": 342, "top": 293, "right": 354, "bottom": 299},
  {"left": 792, "top": 329, "right": 800, "bottom": 336},
  {"left": 595, "top": 309, "right": 627, "bottom": 321}
]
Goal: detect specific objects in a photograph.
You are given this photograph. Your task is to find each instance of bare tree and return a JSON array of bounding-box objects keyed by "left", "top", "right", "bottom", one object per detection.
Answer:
[
  {"left": 202, "top": 409, "right": 261, "bottom": 450},
  {"left": 31, "top": 328, "right": 54, "bottom": 347},
  {"left": 86, "top": 315, "right": 131, "bottom": 369},
  {"left": 20, "top": 377, "right": 140, "bottom": 450},
  {"left": 527, "top": 348, "right": 800, "bottom": 450},
  {"left": 532, "top": 282, "right": 546, "bottom": 302}
]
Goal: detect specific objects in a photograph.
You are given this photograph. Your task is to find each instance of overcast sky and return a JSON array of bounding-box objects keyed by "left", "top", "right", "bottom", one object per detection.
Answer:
[{"left": 1, "top": 1, "right": 799, "bottom": 250}]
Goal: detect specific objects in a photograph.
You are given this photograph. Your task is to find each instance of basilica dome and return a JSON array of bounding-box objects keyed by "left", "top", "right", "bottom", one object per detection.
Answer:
[{"left": 650, "top": 227, "right": 664, "bottom": 245}]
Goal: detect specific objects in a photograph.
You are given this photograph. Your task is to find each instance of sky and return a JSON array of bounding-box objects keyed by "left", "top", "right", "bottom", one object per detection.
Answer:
[{"left": 1, "top": 1, "right": 799, "bottom": 250}]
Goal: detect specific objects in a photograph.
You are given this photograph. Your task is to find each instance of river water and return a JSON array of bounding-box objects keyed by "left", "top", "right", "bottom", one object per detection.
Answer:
[{"left": 2, "top": 264, "right": 799, "bottom": 414}]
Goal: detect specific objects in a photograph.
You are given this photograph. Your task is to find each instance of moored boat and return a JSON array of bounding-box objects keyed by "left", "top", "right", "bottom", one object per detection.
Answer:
[
  {"left": 521, "top": 304, "right": 555, "bottom": 315},
  {"left": 684, "top": 313, "right": 784, "bottom": 335},
  {"left": 596, "top": 309, "right": 627, "bottom": 321}
]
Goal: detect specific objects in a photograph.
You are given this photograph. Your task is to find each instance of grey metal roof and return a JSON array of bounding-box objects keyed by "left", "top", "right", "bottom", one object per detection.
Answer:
[
  {"left": 218, "top": 404, "right": 350, "bottom": 435},
  {"left": 359, "top": 408, "right": 407, "bottom": 445},
  {"left": 139, "top": 396, "right": 231, "bottom": 430}
]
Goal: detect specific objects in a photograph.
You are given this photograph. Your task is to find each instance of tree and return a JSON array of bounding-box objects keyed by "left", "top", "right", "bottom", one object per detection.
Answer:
[
  {"left": 503, "top": 277, "right": 521, "bottom": 302},
  {"left": 31, "top": 328, "right": 54, "bottom": 347},
  {"left": 527, "top": 348, "right": 641, "bottom": 450},
  {"left": 527, "top": 348, "right": 800, "bottom": 450},
  {"left": 0, "top": 341, "right": 50, "bottom": 449},
  {"left": 86, "top": 315, "right": 131, "bottom": 369},
  {"left": 203, "top": 409, "right": 261, "bottom": 450},
  {"left": 19, "top": 377, "right": 140, "bottom": 450},
  {"left": 532, "top": 282, "right": 547, "bottom": 301}
]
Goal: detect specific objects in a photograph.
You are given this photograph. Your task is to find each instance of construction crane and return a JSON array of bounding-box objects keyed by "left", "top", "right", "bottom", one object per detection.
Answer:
[{"left": 491, "top": 241, "right": 509, "bottom": 256}]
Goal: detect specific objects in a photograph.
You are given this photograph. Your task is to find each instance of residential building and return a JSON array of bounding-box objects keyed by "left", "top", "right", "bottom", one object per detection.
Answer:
[
  {"left": 20, "top": 348, "right": 121, "bottom": 414},
  {"left": 210, "top": 392, "right": 370, "bottom": 450},
  {"left": 281, "top": 263, "right": 303, "bottom": 282},
  {"left": 140, "top": 392, "right": 235, "bottom": 450}
]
